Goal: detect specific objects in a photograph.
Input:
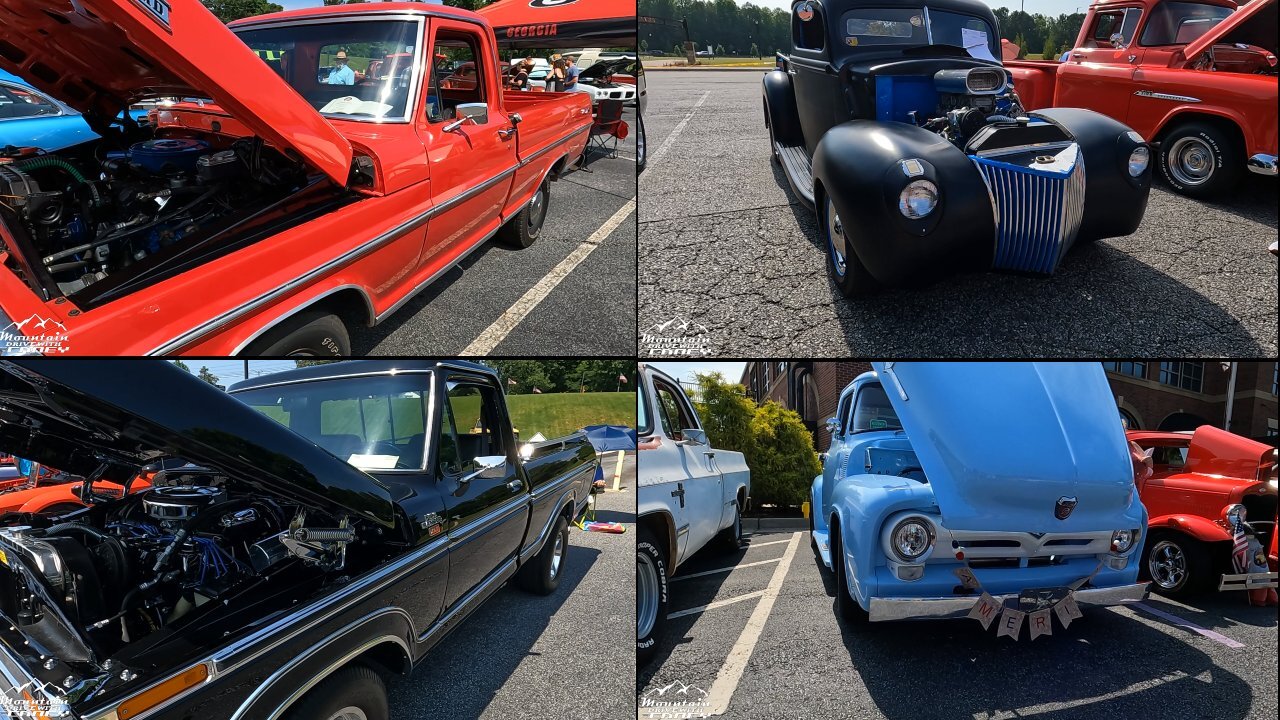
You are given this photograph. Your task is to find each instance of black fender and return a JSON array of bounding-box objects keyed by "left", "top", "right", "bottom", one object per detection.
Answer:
[
  {"left": 1032, "top": 107, "right": 1152, "bottom": 241},
  {"left": 762, "top": 70, "right": 802, "bottom": 147},
  {"left": 813, "top": 120, "right": 995, "bottom": 288}
]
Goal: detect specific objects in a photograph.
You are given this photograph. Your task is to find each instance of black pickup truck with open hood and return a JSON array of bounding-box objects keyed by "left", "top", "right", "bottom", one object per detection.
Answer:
[{"left": 0, "top": 359, "right": 597, "bottom": 720}]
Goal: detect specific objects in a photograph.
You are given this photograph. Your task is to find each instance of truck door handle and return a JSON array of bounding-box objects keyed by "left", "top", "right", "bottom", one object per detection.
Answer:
[
  {"left": 506, "top": 479, "right": 524, "bottom": 492},
  {"left": 498, "top": 127, "right": 516, "bottom": 140}
]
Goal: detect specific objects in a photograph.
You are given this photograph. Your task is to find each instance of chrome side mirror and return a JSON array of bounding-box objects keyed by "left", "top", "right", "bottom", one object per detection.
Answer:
[
  {"left": 459, "top": 455, "right": 507, "bottom": 484},
  {"left": 1109, "top": 32, "right": 1128, "bottom": 50},
  {"left": 678, "top": 428, "right": 708, "bottom": 446},
  {"left": 444, "top": 102, "right": 488, "bottom": 132},
  {"left": 824, "top": 416, "right": 841, "bottom": 436}
]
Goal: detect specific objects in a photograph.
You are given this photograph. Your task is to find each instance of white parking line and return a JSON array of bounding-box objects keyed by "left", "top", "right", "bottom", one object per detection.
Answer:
[
  {"left": 743, "top": 538, "right": 792, "bottom": 549},
  {"left": 667, "top": 590, "right": 766, "bottom": 619},
  {"left": 972, "top": 670, "right": 1202, "bottom": 719},
  {"left": 1126, "top": 601, "right": 1246, "bottom": 649},
  {"left": 671, "top": 558, "right": 782, "bottom": 582},
  {"left": 461, "top": 198, "right": 635, "bottom": 354},
  {"left": 647, "top": 91, "right": 709, "bottom": 168},
  {"left": 704, "top": 532, "right": 801, "bottom": 716}
]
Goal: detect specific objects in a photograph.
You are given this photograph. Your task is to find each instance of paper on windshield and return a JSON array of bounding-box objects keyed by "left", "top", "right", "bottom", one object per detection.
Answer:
[
  {"left": 320, "top": 96, "right": 393, "bottom": 117},
  {"left": 349, "top": 454, "right": 400, "bottom": 469},
  {"left": 962, "top": 27, "right": 997, "bottom": 62}
]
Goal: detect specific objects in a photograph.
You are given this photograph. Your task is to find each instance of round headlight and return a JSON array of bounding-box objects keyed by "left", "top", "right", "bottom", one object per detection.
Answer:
[
  {"left": 1224, "top": 503, "right": 1246, "bottom": 525},
  {"left": 1111, "top": 529, "right": 1135, "bottom": 553},
  {"left": 899, "top": 179, "right": 938, "bottom": 219},
  {"left": 1128, "top": 146, "right": 1150, "bottom": 177},
  {"left": 891, "top": 517, "right": 933, "bottom": 561}
]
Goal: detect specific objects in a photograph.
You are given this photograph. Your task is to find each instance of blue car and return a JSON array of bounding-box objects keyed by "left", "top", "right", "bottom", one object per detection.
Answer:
[
  {"left": 0, "top": 69, "right": 102, "bottom": 151},
  {"left": 811, "top": 362, "right": 1148, "bottom": 638}
]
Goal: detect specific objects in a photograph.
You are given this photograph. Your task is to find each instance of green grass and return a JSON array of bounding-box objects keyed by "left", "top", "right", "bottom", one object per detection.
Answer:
[
  {"left": 507, "top": 392, "right": 635, "bottom": 440},
  {"left": 641, "top": 54, "right": 774, "bottom": 68}
]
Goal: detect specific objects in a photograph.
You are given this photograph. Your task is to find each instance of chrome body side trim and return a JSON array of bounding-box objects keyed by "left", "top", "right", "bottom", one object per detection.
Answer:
[
  {"left": 229, "top": 284, "right": 377, "bottom": 354},
  {"left": 867, "top": 582, "right": 1148, "bottom": 621},
  {"left": 1247, "top": 153, "right": 1278, "bottom": 176},
  {"left": 373, "top": 224, "right": 500, "bottom": 323},
  {"left": 1133, "top": 89, "right": 1201, "bottom": 103},
  {"left": 520, "top": 485, "right": 578, "bottom": 563},
  {"left": 416, "top": 557, "right": 518, "bottom": 645},
  {"left": 449, "top": 493, "right": 531, "bottom": 547},
  {"left": 518, "top": 124, "right": 591, "bottom": 168}
]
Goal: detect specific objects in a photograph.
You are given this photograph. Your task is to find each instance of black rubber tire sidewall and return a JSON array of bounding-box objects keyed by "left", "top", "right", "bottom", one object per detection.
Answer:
[
  {"left": 1143, "top": 530, "right": 1211, "bottom": 598},
  {"left": 716, "top": 500, "right": 743, "bottom": 553},
  {"left": 820, "top": 192, "right": 880, "bottom": 297},
  {"left": 285, "top": 665, "right": 388, "bottom": 720},
  {"left": 243, "top": 311, "right": 349, "bottom": 356},
  {"left": 519, "top": 515, "right": 568, "bottom": 595},
  {"left": 636, "top": 112, "right": 647, "bottom": 172},
  {"left": 497, "top": 177, "right": 550, "bottom": 249},
  {"left": 637, "top": 527, "right": 669, "bottom": 665},
  {"left": 831, "top": 524, "right": 868, "bottom": 623},
  {"left": 1158, "top": 123, "right": 1241, "bottom": 198}
]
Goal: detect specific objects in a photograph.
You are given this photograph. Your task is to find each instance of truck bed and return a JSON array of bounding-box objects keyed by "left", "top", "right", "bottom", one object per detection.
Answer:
[{"left": 503, "top": 90, "right": 592, "bottom": 166}]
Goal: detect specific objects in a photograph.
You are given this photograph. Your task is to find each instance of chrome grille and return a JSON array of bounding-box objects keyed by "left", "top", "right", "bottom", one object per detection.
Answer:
[{"left": 973, "top": 145, "right": 1086, "bottom": 275}]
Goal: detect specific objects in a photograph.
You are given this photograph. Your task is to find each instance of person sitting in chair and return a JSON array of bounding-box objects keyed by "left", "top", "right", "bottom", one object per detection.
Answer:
[{"left": 327, "top": 50, "right": 355, "bottom": 85}]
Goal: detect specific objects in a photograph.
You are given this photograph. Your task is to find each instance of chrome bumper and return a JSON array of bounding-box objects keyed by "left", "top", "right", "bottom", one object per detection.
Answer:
[
  {"left": 1247, "top": 153, "right": 1277, "bottom": 176},
  {"left": 1219, "top": 571, "right": 1278, "bottom": 591},
  {"left": 867, "top": 582, "right": 1149, "bottom": 622}
]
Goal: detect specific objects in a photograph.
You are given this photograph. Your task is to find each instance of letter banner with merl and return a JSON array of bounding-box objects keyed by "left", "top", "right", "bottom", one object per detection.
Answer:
[{"left": 957, "top": 557, "right": 1102, "bottom": 640}]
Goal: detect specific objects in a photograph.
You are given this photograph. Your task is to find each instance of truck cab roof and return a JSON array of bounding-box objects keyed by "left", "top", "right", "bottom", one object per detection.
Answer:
[{"left": 227, "top": 360, "right": 495, "bottom": 392}]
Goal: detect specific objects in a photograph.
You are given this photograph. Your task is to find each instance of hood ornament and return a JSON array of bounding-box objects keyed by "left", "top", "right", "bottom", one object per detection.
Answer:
[{"left": 1055, "top": 496, "right": 1078, "bottom": 520}]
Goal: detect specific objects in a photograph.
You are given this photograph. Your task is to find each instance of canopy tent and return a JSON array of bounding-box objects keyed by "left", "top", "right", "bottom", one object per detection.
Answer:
[
  {"left": 478, "top": 0, "right": 637, "bottom": 49},
  {"left": 582, "top": 424, "right": 637, "bottom": 453}
]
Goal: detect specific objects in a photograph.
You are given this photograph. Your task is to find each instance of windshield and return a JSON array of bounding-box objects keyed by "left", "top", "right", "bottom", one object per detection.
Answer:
[
  {"left": 840, "top": 7, "right": 999, "bottom": 60},
  {"left": 851, "top": 383, "right": 903, "bottom": 433},
  {"left": 233, "top": 19, "right": 421, "bottom": 122},
  {"left": 232, "top": 373, "right": 431, "bottom": 471},
  {"left": 1139, "top": 1, "right": 1234, "bottom": 46},
  {"left": 0, "top": 83, "right": 62, "bottom": 119}
]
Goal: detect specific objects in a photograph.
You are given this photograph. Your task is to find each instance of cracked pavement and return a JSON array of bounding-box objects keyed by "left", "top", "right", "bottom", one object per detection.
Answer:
[{"left": 638, "top": 70, "right": 1277, "bottom": 357}]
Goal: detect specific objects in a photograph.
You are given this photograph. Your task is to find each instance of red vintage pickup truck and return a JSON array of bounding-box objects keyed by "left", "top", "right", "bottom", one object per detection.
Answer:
[
  {"left": 0, "top": 0, "right": 591, "bottom": 355},
  {"left": 1005, "top": 0, "right": 1277, "bottom": 198}
]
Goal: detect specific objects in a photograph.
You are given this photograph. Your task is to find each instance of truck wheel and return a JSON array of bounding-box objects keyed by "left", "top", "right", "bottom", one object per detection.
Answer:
[
  {"left": 831, "top": 524, "right": 869, "bottom": 623},
  {"left": 809, "top": 511, "right": 817, "bottom": 552},
  {"left": 715, "top": 500, "right": 743, "bottom": 553},
  {"left": 1158, "top": 122, "right": 1242, "bottom": 198},
  {"left": 497, "top": 176, "right": 550, "bottom": 249},
  {"left": 636, "top": 112, "right": 647, "bottom": 172},
  {"left": 285, "top": 665, "right": 388, "bottom": 720},
  {"left": 1143, "top": 531, "right": 1211, "bottom": 597},
  {"left": 821, "top": 193, "right": 879, "bottom": 297},
  {"left": 518, "top": 515, "right": 569, "bottom": 595},
  {"left": 242, "top": 311, "right": 349, "bottom": 356},
  {"left": 637, "top": 526, "right": 669, "bottom": 666}
]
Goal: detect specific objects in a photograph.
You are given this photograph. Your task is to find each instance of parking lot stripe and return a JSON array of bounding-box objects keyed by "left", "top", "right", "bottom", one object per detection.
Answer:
[
  {"left": 667, "top": 590, "right": 767, "bottom": 619},
  {"left": 971, "top": 670, "right": 1198, "bottom": 719},
  {"left": 647, "top": 91, "right": 709, "bottom": 168},
  {"left": 671, "top": 558, "right": 783, "bottom": 582},
  {"left": 704, "top": 532, "right": 801, "bottom": 716},
  {"left": 461, "top": 197, "right": 635, "bottom": 354},
  {"left": 1126, "top": 601, "right": 1246, "bottom": 648},
  {"left": 743, "top": 538, "right": 792, "bottom": 549}
]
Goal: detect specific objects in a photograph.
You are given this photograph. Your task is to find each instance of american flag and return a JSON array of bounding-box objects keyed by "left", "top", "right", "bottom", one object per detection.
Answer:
[{"left": 1231, "top": 517, "right": 1250, "bottom": 574}]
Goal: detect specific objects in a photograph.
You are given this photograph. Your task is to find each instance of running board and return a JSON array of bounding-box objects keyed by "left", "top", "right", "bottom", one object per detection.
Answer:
[
  {"left": 812, "top": 527, "right": 832, "bottom": 569},
  {"left": 774, "top": 141, "right": 815, "bottom": 206}
]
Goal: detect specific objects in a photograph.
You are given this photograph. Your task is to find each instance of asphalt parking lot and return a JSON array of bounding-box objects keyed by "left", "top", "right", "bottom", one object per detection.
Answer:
[
  {"left": 638, "top": 70, "right": 1278, "bottom": 357},
  {"left": 355, "top": 107, "right": 637, "bottom": 356},
  {"left": 638, "top": 530, "right": 1278, "bottom": 720},
  {"left": 389, "top": 452, "right": 636, "bottom": 720}
]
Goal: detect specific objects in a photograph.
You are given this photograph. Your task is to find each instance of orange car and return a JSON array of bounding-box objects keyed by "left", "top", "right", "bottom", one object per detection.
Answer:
[{"left": 0, "top": 461, "right": 152, "bottom": 515}]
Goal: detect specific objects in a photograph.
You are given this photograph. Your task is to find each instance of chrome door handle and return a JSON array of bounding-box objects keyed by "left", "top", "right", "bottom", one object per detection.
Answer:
[
  {"left": 498, "top": 127, "right": 516, "bottom": 139},
  {"left": 506, "top": 479, "right": 524, "bottom": 492}
]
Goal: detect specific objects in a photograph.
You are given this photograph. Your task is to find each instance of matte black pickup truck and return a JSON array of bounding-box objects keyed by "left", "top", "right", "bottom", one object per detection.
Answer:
[{"left": 0, "top": 359, "right": 597, "bottom": 720}]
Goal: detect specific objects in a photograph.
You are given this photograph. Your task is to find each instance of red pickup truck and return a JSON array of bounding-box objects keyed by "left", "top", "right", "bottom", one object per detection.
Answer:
[
  {"left": 0, "top": 0, "right": 591, "bottom": 355},
  {"left": 1005, "top": 0, "right": 1276, "bottom": 198}
]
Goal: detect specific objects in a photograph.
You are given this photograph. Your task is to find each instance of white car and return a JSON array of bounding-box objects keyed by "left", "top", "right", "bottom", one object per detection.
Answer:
[
  {"left": 570, "top": 56, "right": 638, "bottom": 104},
  {"left": 636, "top": 363, "right": 750, "bottom": 664}
]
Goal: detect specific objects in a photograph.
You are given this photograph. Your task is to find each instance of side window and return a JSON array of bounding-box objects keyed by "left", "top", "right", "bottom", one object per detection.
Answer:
[
  {"left": 638, "top": 380, "right": 652, "bottom": 435},
  {"left": 1119, "top": 9, "right": 1143, "bottom": 45},
  {"left": 851, "top": 383, "right": 902, "bottom": 433},
  {"left": 1091, "top": 10, "right": 1139, "bottom": 47},
  {"left": 835, "top": 392, "right": 854, "bottom": 437},
  {"left": 0, "top": 85, "right": 60, "bottom": 119},
  {"left": 437, "top": 379, "right": 506, "bottom": 477},
  {"left": 426, "top": 30, "right": 485, "bottom": 122},
  {"left": 792, "top": 2, "right": 826, "bottom": 52},
  {"left": 653, "top": 380, "right": 695, "bottom": 441}
]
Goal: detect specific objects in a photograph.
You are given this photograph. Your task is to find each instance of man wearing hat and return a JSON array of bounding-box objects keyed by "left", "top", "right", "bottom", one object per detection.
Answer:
[{"left": 327, "top": 50, "right": 355, "bottom": 85}]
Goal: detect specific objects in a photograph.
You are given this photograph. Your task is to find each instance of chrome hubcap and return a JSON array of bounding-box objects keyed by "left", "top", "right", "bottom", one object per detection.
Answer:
[
  {"left": 1168, "top": 137, "right": 1215, "bottom": 186},
  {"left": 637, "top": 119, "right": 646, "bottom": 161},
  {"left": 550, "top": 532, "right": 564, "bottom": 579},
  {"left": 326, "top": 707, "right": 368, "bottom": 720},
  {"left": 1149, "top": 540, "right": 1187, "bottom": 589},
  {"left": 825, "top": 197, "right": 847, "bottom": 276},
  {"left": 529, "top": 187, "right": 546, "bottom": 228},
  {"left": 637, "top": 552, "right": 659, "bottom": 640}
]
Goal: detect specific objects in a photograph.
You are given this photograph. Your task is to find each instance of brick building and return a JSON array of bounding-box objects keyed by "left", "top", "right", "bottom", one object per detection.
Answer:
[{"left": 741, "top": 361, "right": 1279, "bottom": 451}]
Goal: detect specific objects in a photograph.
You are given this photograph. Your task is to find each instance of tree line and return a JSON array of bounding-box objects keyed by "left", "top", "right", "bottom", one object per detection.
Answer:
[
  {"left": 638, "top": 0, "right": 1087, "bottom": 59},
  {"left": 200, "top": 0, "right": 499, "bottom": 23}
]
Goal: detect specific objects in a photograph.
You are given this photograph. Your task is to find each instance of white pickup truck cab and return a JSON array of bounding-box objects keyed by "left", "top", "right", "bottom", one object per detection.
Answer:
[{"left": 636, "top": 363, "right": 750, "bottom": 664}]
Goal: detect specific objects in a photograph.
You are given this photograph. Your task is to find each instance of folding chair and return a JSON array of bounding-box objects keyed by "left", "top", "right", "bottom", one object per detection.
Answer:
[{"left": 586, "top": 99, "right": 625, "bottom": 164}]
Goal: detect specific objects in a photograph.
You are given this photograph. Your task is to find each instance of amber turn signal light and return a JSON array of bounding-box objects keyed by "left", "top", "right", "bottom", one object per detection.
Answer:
[{"left": 117, "top": 664, "right": 209, "bottom": 719}]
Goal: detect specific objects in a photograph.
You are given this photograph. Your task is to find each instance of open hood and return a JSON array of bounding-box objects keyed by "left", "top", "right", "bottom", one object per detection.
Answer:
[
  {"left": 479, "top": 0, "right": 637, "bottom": 49},
  {"left": 1183, "top": 0, "right": 1277, "bottom": 60},
  {"left": 0, "top": 360, "right": 396, "bottom": 528},
  {"left": 580, "top": 57, "right": 637, "bottom": 80},
  {"left": 872, "top": 362, "right": 1139, "bottom": 533},
  {"left": 1185, "top": 424, "right": 1274, "bottom": 480},
  {"left": 0, "top": 0, "right": 353, "bottom": 185}
]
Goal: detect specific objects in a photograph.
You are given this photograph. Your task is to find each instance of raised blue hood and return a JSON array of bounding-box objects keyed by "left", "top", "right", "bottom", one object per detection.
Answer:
[{"left": 871, "top": 362, "right": 1140, "bottom": 533}]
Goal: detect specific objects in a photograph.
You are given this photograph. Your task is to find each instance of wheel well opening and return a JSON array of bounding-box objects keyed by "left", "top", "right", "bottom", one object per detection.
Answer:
[
  {"left": 1155, "top": 112, "right": 1245, "bottom": 152},
  {"left": 352, "top": 640, "right": 412, "bottom": 678},
  {"left": 551, "top": 154, "right": 570, "bottom": 179},
  {"left": 639, "top": 512, "right": 676, "bottom": 568}
]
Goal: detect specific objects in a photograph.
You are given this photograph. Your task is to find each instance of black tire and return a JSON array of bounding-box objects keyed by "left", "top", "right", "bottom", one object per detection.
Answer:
[
  {"left": 820, "top": 192, "right": 880, "bottom": 297},
  {"left": 637, "top": 526, "right": 669, "bottom": 666},
  {"left": 809, "top": 511, "right": 818, "bottom": 551},
  {"left": 715, "top": 499, "right": 743, "bottom": 553},
  {"left": 284, "top": 665, "right": 388, "bottom": 720},
  {"left": 1157, "top": 122, "right": 1242, "bottom": 198},
  {"left": 518, "top": 515, "right": 568, "bottom": 595},
  {"left": 242, "top": 310, "right": 349, "bottom": 356},
  {"left": 636, "top": 111, "right": 647, "bottom": 172},
  {"left": 765, "top": 99, "right": 780, "bottom": 163},
  {"left": 497, "top": 176, "right": 550, "bottom": 249},
  {"left": 1142, "top": 530, "right": 1212, "bottom": 598},
  {"left": 831, "top": 524, "right": 869, "bottom": 623}
]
